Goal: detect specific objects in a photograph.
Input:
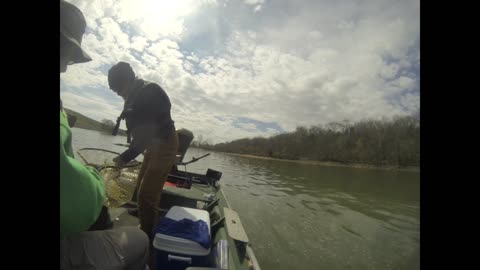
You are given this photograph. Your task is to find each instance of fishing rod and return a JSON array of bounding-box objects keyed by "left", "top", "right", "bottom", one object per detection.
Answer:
[
  {"left": 76, "top": 147, "right": 141, "bottom": 169},
  {"left": 178, "top": 153, "right": 211, "bottom": 166},
  {"left": 113, "top": 143, "right": 210, "bottom": 165}
]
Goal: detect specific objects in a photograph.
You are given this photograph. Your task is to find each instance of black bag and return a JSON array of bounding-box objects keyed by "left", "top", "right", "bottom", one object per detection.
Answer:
[{"left": 88, "top": 206, "right": 113, "bottom": 231}]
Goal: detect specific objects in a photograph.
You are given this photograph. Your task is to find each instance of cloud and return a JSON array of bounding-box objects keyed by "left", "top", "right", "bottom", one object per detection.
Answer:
[
  {"left": 61, "top": 0, "right": 419, "bottom": 143},
  {"left": 390, "top": 76, "right": 415, "bottom": 90},
  {"left": 244, "top": 0, "right": 264, "bottom": 14},
  {"left": 237, "top": 122, "right": 257, "bottom": 131},
  {"left": 244, "top": 0, "right": 264, "bottom": 5},
  {"left": 131, "top": 36, "right": 148, "bottom": 52},
  {"left": 233, "top": 117, "right": 284, "bottom": 133}
]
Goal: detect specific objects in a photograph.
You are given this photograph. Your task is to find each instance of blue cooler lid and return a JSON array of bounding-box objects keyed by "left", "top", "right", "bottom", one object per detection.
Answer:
[{"left": 153, "top": 206, "right": 211, "bottom": 256}]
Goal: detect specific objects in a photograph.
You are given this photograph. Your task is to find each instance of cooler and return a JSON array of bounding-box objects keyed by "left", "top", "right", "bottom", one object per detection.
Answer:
[{"left": 153, "top": 206, "right": 211, "bottom": 270}]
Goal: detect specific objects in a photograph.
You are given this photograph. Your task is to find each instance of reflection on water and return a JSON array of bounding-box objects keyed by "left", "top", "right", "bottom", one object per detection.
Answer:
[
  {"left": 183, "top": 149, "right": 420, "bottom": 270},
  {"left": 72, "top": 128, "right": 420, "bottom": 270}
]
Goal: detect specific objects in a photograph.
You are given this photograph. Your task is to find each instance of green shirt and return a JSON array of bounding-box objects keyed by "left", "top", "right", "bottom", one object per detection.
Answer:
[{"left": 60, "top": 110, "right": 105, "bottom": 238}]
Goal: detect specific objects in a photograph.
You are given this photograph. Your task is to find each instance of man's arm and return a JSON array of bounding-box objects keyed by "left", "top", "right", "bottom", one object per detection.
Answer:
[
  {"left": 117, "top": 85, "right": 171, "bottom": 164},
  {"left": 60, "top": 121, "right": 105, "bottom": 237},
  {"left": 117, "top": 124, "right": 156, "bottom": 163}
]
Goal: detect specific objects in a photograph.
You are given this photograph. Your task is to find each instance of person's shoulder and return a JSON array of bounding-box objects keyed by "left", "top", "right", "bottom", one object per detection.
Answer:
[
  {"left": 142, "top": 80, "right": 162, "bottom": 91},
  {"left": 141, "top": 81, "right": 167, "bottom": 97}
]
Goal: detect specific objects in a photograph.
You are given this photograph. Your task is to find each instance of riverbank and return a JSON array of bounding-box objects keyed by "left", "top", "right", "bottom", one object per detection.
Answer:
[{"left": 221, "top": 152, "right": 420, "bottom": 172}]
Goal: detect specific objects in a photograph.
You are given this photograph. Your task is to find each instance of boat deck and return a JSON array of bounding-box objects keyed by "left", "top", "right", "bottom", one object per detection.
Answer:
[{"left": 110, "top": 183, "right": 219, "bottom": 227}]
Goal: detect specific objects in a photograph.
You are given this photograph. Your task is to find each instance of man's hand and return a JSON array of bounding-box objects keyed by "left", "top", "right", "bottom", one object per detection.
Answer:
[{"left": 113, "top": 156, "right": 125, "bottom": 167}]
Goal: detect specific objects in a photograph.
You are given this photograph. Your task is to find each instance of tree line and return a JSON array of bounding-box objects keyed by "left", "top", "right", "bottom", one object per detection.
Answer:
[{"left": 193, "top": 113, "right": 420, "bottom": 167}]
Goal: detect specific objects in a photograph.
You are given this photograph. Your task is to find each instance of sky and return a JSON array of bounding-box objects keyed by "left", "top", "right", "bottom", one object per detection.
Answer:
[{"left": 60, "top": 0, "right": 419, "bottom": 144}]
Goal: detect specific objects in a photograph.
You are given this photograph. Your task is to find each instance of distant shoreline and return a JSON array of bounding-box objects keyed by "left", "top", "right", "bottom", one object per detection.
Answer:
[
  {"left": 64, "top": 108, "right": 128, "bottom": 136},
  {"left": 219, "top": 152, "right": 420, "bottom": 172}
]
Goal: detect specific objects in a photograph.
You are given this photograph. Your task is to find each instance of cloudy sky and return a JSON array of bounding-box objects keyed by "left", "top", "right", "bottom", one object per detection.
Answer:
[{"left": 60, "top": 0, "right": 419, "bottom": 144}]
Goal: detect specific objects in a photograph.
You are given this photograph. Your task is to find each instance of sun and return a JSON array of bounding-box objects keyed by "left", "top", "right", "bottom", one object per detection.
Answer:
[
  {"left": 144, "top": 0, "right": 194, "bottom": 19},
  {"left": 117, "top": 0, "right": 198, "bottom": 38}
]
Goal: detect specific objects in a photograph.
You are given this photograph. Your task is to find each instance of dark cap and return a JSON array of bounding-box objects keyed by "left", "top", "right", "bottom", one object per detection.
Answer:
[
  {"left": 108, "top": 62, "right": 136, "bottom": 90},
  {"left": 60, "top": 0, "right": 92, "bottom": 64}
]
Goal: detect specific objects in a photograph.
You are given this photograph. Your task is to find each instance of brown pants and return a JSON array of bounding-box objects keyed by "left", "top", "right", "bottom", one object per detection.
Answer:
[{"left": 135, "top": 130, "right": 178, "bottom": 237}]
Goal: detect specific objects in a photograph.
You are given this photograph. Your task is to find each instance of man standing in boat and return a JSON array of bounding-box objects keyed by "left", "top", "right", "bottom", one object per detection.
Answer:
[
  {"left": 108, "top": 62, "right": 179, "bottom": 238},
  {"left": 60, "top": 1, "right": 149, "bottom": 269}
]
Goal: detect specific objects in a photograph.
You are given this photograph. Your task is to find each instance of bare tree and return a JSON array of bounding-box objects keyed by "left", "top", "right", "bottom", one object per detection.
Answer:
[
  {"left": 101, "top": 119, "right": 115, "bottom": 130},
  {"left": 211, "top": 114, "right": 419, "bottom": 167}
]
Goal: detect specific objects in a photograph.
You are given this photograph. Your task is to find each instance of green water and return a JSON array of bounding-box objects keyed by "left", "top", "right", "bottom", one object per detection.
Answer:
[{"left": 72, "top": 128, "right": 420, "bottom": 270}]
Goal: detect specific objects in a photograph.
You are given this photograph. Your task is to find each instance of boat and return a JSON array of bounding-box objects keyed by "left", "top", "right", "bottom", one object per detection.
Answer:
[{"left": 76, "top": 129, "right": 261, "bottom": 270}]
